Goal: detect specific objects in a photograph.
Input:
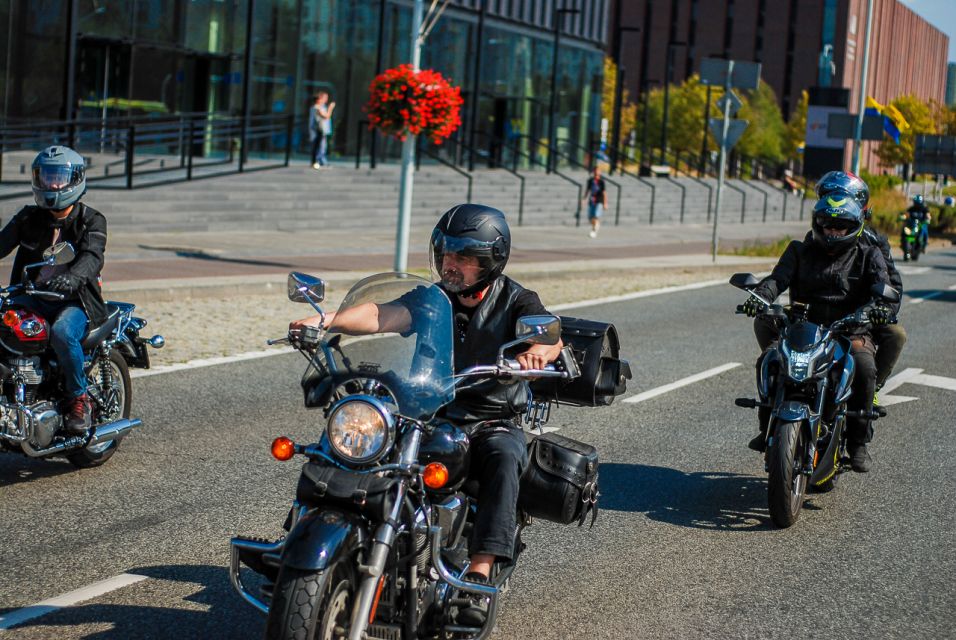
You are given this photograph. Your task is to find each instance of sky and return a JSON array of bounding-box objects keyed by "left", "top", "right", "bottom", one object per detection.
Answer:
[{"left": 900, "top": 0, "right": 956, "bottom": 62}]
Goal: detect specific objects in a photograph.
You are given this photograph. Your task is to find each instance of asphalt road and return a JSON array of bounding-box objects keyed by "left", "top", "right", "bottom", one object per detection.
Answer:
[{"left": 1, "top": 249, "right": 955, "bottom": 639}]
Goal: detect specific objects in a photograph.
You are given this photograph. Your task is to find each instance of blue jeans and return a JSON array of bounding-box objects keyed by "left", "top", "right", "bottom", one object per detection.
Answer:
[
  {"left": 919, "top": 223, "right": 929, "bottom": 248},
  {"left": 311, "top": 132, "right": 328, "bottom": 166},
  {"left": 10, "top": 296, "right": 88, "bottom": 398}
]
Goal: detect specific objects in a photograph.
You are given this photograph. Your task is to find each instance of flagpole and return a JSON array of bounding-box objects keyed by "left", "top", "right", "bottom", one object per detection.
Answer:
[{"left": 851, "top": 0, "right": 874, "bottom": 174}]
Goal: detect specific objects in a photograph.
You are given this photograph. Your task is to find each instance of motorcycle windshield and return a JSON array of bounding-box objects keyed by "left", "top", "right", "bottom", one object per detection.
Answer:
[
  {"left": 785, "top": 320, "right": 825, "bottom": 352},
  {"left": 304, "top": 273, "right": 455, "bottom": 420}
]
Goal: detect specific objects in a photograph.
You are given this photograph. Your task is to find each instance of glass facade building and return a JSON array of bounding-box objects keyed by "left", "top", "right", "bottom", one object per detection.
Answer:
[{"left": 0, "top": 0, "right": 608, "bottom": 162}]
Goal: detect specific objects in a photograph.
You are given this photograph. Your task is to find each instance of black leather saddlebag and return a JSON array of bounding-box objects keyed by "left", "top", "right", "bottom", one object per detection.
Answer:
[
  {"left": 532, "top": 316, "right": 631, "bottom": 407},
  {"left": 296, "top": 462, "right": 399, "bottom": 520},
  {"left": 518, "top": 433, "right": 598, "bottom": 526}
]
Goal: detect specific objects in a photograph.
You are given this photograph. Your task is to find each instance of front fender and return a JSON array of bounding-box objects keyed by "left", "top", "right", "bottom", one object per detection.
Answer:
[
  {"left": 773, "top": 400, "right": 810, "bottom": 423},
  {"left": 281, "top": 509, "right": 368, "bottom": 572}
]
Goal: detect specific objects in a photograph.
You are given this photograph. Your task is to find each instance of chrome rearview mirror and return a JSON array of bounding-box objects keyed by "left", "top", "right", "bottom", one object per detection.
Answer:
[
  {"left": 288, "top": 272, "right": 326, "bottom": 304},
  {"left": 515, "top": 315, "right": 561, "bottom": 346},
  {"left": 42, "top": 242, "right": 75, "bottom": 265}
]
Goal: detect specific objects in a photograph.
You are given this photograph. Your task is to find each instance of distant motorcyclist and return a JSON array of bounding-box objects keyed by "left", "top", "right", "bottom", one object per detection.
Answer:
[
  {"left": 291, "top": 204, "right": 563, "bottom": 625},
  {"left": 906, "top": 194, "right": 931, "bottom": 251},
  {"left": 815, "top": 171, "right": 906, "bottom": 399},
  {"left": 742, "top": 194, "right": 892, "bottom": 472},
  {"left": 0, "top": 146, "right": 109, "bottom": 434}
]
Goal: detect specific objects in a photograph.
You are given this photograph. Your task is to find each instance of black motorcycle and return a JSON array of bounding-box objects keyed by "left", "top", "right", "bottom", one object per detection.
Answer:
[
  {"left": 0, "top": 242, "right": 164, "bottom": 467},
  {"left": 730, "top": 273, "right": 898, "bottom": 528},
  {"left": 231, "top": 272, "right": 629, "bottom": 640}
]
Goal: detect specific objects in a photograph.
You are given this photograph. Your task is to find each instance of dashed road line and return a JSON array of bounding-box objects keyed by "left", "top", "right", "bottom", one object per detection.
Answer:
[
  {"left": 0, "top": 573, "right": 147, "bottom": 631},
  {"left": 624, "top": 363, "right": 742, "bottom": 404}
]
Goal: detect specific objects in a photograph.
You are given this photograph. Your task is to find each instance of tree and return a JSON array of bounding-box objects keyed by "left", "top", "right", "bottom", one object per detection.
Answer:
[
  {"left": 601, "top": 57, "right": 638, "bottom": 156},
  {"left": 664, "top": 74, "right": 712, "bottom": 154},
  {"left": 932, "top": 99, "right": 956, "bottom": 136},
  {"left": 785, "top": 89, "right": 808, "bottom": 160},
  {"left": 874, "top": 94, "right": 936, "bottom": 167},
  {"left": 735, "top": 80, "right": 787, "bottom": 163}
]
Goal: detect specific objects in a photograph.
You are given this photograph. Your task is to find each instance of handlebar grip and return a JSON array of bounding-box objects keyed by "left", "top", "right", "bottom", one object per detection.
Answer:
[
  {"left": 267, "top": 336, "right": 292, "bottom": 346},
  {"left": 735, "top": 305, "right": 746, "bottom": 315}
]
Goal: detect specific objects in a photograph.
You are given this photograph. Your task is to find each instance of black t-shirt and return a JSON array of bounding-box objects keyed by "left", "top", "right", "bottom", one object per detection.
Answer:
[{"left": 586, "top": 177, "right": 606, "bottom": 205}]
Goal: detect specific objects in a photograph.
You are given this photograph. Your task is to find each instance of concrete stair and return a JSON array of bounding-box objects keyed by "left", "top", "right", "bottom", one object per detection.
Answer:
[{"left": 0, "top": 161, "right": 811, "bottom": 232}]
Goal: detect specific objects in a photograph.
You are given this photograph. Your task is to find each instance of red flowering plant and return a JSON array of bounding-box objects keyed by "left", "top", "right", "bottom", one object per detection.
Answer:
[{"left": 365, "top": 64, "right": 464, "bottom": 144}]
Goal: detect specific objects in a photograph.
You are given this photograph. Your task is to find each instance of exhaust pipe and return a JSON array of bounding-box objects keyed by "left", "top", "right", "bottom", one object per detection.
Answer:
[{"left": 88, "top": 418, "right": 141, "bottom": 445}]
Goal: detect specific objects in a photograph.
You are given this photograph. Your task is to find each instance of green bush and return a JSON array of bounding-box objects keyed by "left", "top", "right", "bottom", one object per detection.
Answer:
[
  {"left": 931, "top": 204, "right": 956, "bottom": 234},
  {"left": 725, "top": 236, "right": 792, "bottom": 257},
  {"left": 860, "top": 170, "right": 903, "bottom": 195}
]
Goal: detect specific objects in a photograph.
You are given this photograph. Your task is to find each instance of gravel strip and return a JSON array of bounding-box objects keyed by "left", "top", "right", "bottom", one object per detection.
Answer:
[{"left": 120, "top": 261, "right": 776, "bottom": 367}]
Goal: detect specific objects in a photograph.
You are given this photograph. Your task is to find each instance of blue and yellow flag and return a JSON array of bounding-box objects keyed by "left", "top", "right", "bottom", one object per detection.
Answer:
[{"left": 865, "top": 96, "right": 909, "bottom": 144}]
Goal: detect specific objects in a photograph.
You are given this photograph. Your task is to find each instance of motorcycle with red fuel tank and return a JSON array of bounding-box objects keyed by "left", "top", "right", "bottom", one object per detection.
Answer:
[{"left": 0, "top": 242, "right": 164, "bottom": 467}]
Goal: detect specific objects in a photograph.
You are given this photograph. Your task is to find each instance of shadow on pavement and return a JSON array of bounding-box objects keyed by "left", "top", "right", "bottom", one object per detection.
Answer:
[
  {"left": 598, "top": 462, "right": 773, "bottom": 531},
  {"left": 0, "top": 455, "right": 78, "bottom": 486},
  {"left": 4, "top": 564, "right": 263, "bottom": 639},
  {"left": 138, "top": 244, "right": 295, "bottom": 269}
]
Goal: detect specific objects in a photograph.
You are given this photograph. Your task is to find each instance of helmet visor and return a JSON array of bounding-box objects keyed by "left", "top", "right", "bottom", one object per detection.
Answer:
[
  {"left": 815, "top": 215, "right": 857, "bottom": 232},
  {"left": 32, "top": 164, "right": 84, "bottom": 192}
]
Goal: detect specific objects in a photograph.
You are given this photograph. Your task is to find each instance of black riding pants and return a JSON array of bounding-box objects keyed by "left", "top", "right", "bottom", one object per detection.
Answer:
[{"left": 467, "top": 423, "right": 528, "bottom": 561}]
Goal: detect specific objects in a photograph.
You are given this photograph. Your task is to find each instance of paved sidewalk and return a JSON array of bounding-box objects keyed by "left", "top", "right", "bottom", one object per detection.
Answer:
[{"left": 90, "top": 220, "right": 808, "bottom": 296}]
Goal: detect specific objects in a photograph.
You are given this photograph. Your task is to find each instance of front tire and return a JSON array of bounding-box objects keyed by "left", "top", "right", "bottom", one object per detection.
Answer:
[
  {"left": 767, "top": 421, "right": 808, "bottom": 528},
  {"left": 67, "top": 350, "right": 132, "bottom": 469},
  {"left": 265, "top": 561, "right": 356, "bottom": 640}
]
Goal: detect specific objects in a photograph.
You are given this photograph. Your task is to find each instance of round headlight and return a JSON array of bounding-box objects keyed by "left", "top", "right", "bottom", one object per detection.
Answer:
[{"left": 327, "top": 397, "right": 393, "bottom": 464}]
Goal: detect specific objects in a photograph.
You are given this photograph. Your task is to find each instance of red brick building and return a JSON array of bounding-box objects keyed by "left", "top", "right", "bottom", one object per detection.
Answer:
[{"left": 609, "top": 0, "right": 949, "bottom": 171}]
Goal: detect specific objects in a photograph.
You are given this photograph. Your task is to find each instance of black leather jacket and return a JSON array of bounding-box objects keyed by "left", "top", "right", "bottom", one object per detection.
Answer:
[
  {"left": 803, "top": 228, "right": 902, "bottom": 314},
  {"left": 754, "top": 238, "right": 890, "bottom": 333},
  {"left": 0, "top": 203, "right": 109, "bottom": 325},
  {"left": 441, "top": 275, "right": 547, "bottom": 422}
]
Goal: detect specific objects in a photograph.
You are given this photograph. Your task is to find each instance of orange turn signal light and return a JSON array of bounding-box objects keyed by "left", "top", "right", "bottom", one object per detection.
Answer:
[
  {"left": 271, "top": 436, "right": 296, "bottom": 461},
  {"left": 423, "top": 462, "right": 449, "bottom": 489},
  {"left": 3, "top": 310, "right": 19, "bottom": 327}
]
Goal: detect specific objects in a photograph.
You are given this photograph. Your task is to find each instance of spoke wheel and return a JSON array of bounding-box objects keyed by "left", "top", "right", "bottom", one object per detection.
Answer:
[{"left": 67, "top": 351, "right": 131, "bottom": 468}]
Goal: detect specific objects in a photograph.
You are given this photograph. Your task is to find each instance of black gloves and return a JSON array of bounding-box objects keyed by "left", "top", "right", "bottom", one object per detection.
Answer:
[
  {"left": 46, "top": 273, "right": 82, "bottom": 295},
  {"left": 742, "top": 297, "right": 765, "bottom": 318},
  {"left": 869, "top": 305, "right": 891, "bottom": 326}
]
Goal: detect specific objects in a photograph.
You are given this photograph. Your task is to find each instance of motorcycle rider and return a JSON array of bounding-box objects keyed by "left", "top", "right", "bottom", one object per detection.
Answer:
[
  {"left": 814, "top": 171, "right": 906, "bottom": 398},
  {"left": 743, "top": 194, "right": 892, "bottom": 473},
  {"left": 0, "top": 146, "right": 109, "bottom": 434},
  {"left": 290, "top": 204, "right": 563, "bottom": 626},
  {"left": 906, "top": 194, "right": 931, "bottom": 252}
]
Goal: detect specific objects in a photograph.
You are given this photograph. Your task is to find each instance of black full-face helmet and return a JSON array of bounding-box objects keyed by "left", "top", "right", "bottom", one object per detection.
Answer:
[
  {"left": 430, "top": 204, "right": 511, "bottom": 297},
  {"left": 815, "top": 170, "right": 869, "bottom": 215},
  {"left": 31, "top": 145, "right": 86, "bottom": 211},
  {"left": 811, "top": 192, "right": 865, "bottom": 253}
]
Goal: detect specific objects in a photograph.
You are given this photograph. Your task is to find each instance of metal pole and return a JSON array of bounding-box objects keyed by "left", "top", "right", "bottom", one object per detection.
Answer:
[
  {"left": 711, "top": 61, "right": 734, "bottom": 262},
  {"left": 660, "top": 45, "right": 673, "bottom": 166},
  {"left": 611, "top": 61, "right": 625, "bottom": 174},
  {"left": 62, "top": 0, "right": 79, "bottom": 126},
  {"left": 639, "top": 83, "right": 650, "bottom": 168},
  {"left": 467, "top": 0, "right": 485, "bottom": 172},
  {"left": 851, "top": 0, "right": 874, "bottom": 174},
  {"left": 370, "top": 0, "right": 386, "bottom": 169},
  {"left": 394, "top": 0, "right": 424, "bottom": 273},
  {"left": 239, "top": 0, "right": 256, "bottom": 172},
  {"left": 700, "top": 83, "right": 712, "bottom": 174},
  {"left": 548, "top": 9, "right": 561, "bottom": 174}
]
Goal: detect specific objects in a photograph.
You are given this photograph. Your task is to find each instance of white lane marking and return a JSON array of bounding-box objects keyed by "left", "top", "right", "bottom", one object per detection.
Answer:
[
  {"left": 0, "top": 573, "right": 147, "bottom": 630},
  {"left": 907, "top": 291, "right": 944, "bottom": 305},
  {"left": 911, "top": 373, "right": 956, "bottom": 392},
  {"left": 949, "top": 283, "right": 956, "bottom": 291},
  {"left": 881, "top": 368, "right": 924, "bottom": 394},
  {"left": 879, "top": 394, "right": 919, "bottom": 407},
  {"left": 135, "top": 278, "right": 740, "bottom": 378},
  {"left": 897, "top": 266, "right": 930, "bottom": 275},
  {"left": 551, "top": 278, "right": 729, "bottom": 311},
  {"left": 624, "top": 363, "right": 742, "bottom": 404}
]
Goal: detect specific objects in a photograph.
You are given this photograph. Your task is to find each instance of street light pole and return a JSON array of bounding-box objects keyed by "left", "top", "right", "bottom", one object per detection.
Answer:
[
  {"left": 851, "top": 0, "right": 874, "bottom": 174},
  {"left": 394, "top": 0, "right": 424, "bottom": 272},
  {"left": 659, "top": 41, "right": 685, "bottom": 166},
  {"left": 611, "top": 26, "right": 640, "bottom": 174},
  {"left": 548, "top": 5, "right": 579, "bottom": 174}
]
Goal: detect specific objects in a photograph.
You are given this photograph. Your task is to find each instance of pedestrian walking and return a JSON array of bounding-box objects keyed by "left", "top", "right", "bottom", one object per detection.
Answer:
[
  {"left": 309, "top": 91, "right": 335, "bottom": 169},
  {"left": 583, "top": 166, "right": 608, "bottom": 238}
]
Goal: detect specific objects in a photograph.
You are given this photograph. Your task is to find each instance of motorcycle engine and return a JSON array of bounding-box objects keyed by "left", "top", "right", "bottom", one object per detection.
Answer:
[{"left": 25, "top": 401, "right": 62, "bottom": 449}]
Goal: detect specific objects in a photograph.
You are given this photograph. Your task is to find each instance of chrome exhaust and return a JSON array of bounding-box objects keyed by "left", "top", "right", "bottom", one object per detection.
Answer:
[{"left": 87, "top": 418, "right": 141, "bottom": 445}]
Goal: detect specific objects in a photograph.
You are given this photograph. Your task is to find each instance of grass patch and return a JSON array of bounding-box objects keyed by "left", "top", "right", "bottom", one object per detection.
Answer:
[{"left": 724, "top": 236, "right": 792, "bottom": 257}]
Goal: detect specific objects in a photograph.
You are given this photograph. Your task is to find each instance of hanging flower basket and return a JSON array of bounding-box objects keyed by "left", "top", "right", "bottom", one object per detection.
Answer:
[{"left": 365, "top": 64, "right": 464, "bottom": 144}]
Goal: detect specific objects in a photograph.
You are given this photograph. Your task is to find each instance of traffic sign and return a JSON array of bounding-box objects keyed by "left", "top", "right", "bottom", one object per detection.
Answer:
[
  {"left": 914, "top": 135, "right": 956, "bottom": 176},
  {"left": 716, "top": 91, "right": 742, "bottom": 118},
  {"left": 709, "top": 118, "right": 749, "bottom": 149},
  {"left": 826, "top": 113, "right": 883, "bottom": 140},
  {"left": 700, "top": 58, "right": 761, "bottom": 90}
]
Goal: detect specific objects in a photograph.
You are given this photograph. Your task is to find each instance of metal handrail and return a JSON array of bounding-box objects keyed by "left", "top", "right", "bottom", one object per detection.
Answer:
[
  {"left": 554, "top": 137, "right": 625, "bottom": 226},
  {"left": 721, "top": 179, "right": 748, "bottom": 223},
  {"left": 735, "top": 178, "right": 774, "bottom": 222},
  {"left": 501, "top": 135, "right": 582, "bottom": 226},
  {"left": 415, "top": 138, "right": 473, "bottom": 203},
  {"left": 663, "top": 176, "right": 688, "bottom": 223},
  {"left": 686, "top": 175, "right": 715, "bottom": 222},
  {"left": 603, "top": 142, "right": 658, "bottom": 224},
  {"left": 449, "top": 133, "right": 526, "bottom": 225}
]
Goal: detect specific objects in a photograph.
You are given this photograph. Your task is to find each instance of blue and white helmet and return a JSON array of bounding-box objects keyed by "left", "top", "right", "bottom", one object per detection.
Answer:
[{"left": 31, "top": 146, "right": 86, "bottom": 210}]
